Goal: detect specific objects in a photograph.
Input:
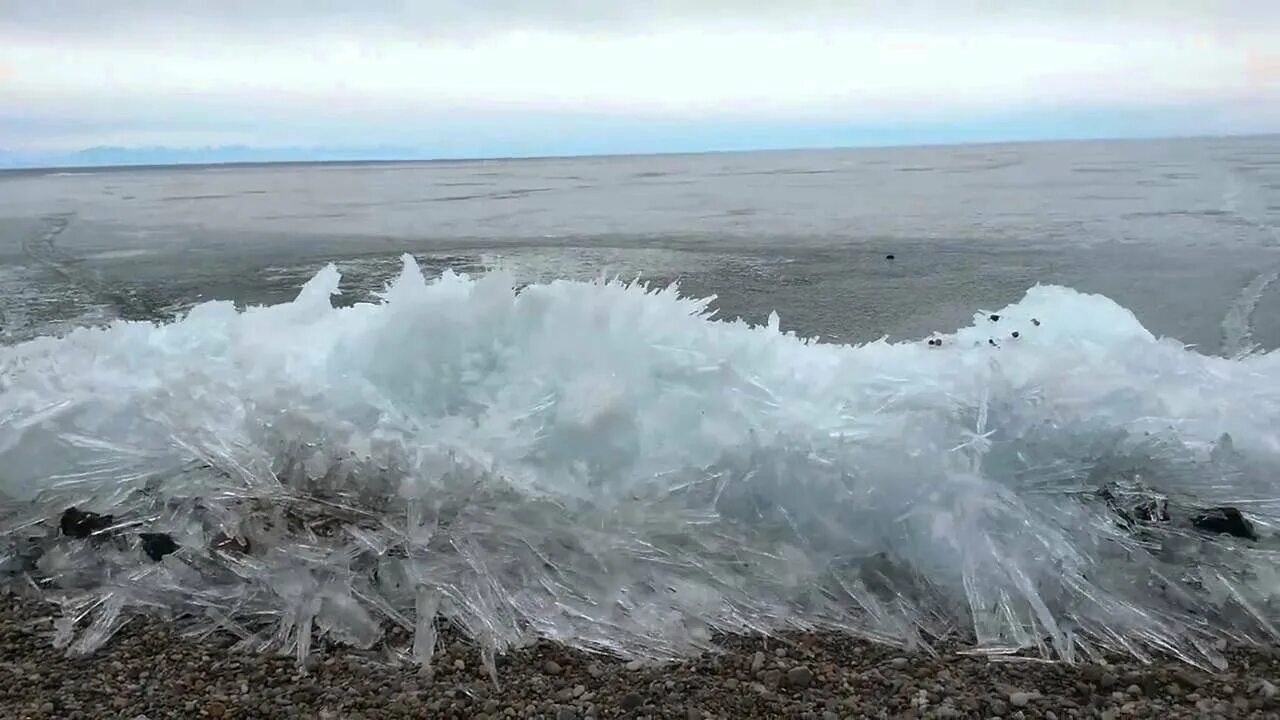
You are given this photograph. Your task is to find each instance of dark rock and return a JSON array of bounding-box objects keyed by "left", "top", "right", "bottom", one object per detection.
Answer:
[
  {"left": 210, "top": 533, "right": 251, "bottom": 554},
  {"left": 620, "top": 692, "right": 644, "bottom": 710},
  {"left": 885, "top": 254, "right": 895, "bottom": 260},
  {"left": 989, "top": 314, "right": 1000, "bottom": 322},
  {"left": 1190, "top": 507, "right": 1257, "bottom": 540},
  {"left": 1011, "top": 331, "right": 1020, "bottom": 338},
  {"left": 787, "top": 666, "right": 815, "bottom": 688},
  {"left": 140, "top": 533, "right": 179, "bottom": 561},
  {"left": 59, "top": 507, "right": 115, "bottom": 539}
]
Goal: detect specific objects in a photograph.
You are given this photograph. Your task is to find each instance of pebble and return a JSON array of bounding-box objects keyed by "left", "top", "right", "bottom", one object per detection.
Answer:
[
  {"left": 787, "top": 665, "right": 814, "bottom": 688},
  {"left": 1009, "top": 691, "right": 1039, "bottom": 707}
]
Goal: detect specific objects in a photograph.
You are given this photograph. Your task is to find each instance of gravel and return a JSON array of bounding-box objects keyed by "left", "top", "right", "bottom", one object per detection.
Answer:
[{"left": 2, "top": 594, "right": 1279, "bottom": 719}]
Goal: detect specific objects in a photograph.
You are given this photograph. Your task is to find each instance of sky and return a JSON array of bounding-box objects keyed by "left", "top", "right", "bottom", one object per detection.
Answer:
[{"left": 2, "top": 1, "right": 1280, "bottom": 162}]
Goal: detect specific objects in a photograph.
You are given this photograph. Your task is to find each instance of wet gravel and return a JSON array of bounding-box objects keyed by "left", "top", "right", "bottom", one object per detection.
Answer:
[{"left": 2, "top": 595, "right": 1279, "bottom": 719}]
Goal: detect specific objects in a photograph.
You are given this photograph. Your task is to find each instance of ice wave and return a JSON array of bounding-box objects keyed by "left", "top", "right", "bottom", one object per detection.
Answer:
[{"left": 1, "top": 255, "right": 1278, "bottom": 671}]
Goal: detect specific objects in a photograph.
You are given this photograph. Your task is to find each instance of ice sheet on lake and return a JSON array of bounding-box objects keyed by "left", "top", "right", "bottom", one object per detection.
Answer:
[{"left": 1, "top": 255, "right": 1278, "bottom": 671}]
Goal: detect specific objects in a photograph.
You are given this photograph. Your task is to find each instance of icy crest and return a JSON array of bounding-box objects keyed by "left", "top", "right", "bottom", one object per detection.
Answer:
[{"left": 1, "top": 255, "right": 1278, "bottom": 671}]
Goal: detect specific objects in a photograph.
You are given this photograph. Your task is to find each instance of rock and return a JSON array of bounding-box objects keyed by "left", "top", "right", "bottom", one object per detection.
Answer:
[
  {"left": 750, "top": 651, "right": 766, "bottom": 674},
  {"left": 885, "top": 254, "right": 895, "bottom": 261},
  {"left": 1173, "top": 669, "right": 1206, "bottom": 689},
  {"left": 1009, "top": 691, "right": 1039, "bottom": 707},
  {"left": 619, "top": 692, "right": 643, "bottom": 710},
  {"left": 989, "top": 314, "right": 1001, "bottom": 322},
  {"left": 763, "top": 669, "right": 783, "bottom": 687},
  {"left": 140, "top": 532, "right": 179, "bottom": 561},
  {"left": 1100, "top": 672, "right": 1119, "bottom": 690},
  {"left": 1190, "top": 507, "right": 1258, "bottom": 540},
  {"left": 556, "top": 708, "right": 578, "bottom": 720},
  {"left": 544, "top": 660, "right": 563, "bottom": 675},
  {"left": 206, "top": 701, "right": 227, "bottom": 718},
  {"left": 210, "top": 533, "right": 251, "bottom": 554},
  {"left": 787, "top": 666, "right": 815, "bottom": 689},
  {"left": 60, "top": 507, "right": 114, "bottom": 539},
  {"left": 1255, "top": 679, "right": 1278, "bottom": 698},
  {"left": 625, "top": 660, "right": 643, "bottom": 671},
  {"left": 888, "top": 657, "right": 908, "bottom": 669}
]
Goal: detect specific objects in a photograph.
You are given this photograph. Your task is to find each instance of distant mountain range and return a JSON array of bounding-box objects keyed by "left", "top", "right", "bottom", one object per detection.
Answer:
[{"left": 0, "top": 145, "right": 432, "bottom": 169}]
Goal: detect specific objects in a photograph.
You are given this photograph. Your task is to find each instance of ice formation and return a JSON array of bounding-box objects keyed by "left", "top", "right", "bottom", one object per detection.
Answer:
[{"left": 1, "top": 255, "right": 1278, "bottom": 672}]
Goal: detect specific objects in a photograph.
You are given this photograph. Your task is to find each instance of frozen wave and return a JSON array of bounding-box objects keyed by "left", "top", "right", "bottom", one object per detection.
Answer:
[{"left": 1, "top": 255, "right": 1278, "bottom": 672}]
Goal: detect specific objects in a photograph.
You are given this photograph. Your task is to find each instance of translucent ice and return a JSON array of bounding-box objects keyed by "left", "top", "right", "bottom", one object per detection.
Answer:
[{"left": 1, "top": 255, "right": 1278, "bottom": 670}]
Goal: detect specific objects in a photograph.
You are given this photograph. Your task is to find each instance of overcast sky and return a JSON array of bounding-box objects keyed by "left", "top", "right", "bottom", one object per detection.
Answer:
[{"left": 2, "top": 1, "right": 1279, "bottom": 156}]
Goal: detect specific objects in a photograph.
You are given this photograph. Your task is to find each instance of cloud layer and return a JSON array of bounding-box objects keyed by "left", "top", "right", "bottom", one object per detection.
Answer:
[{"left": 2, "top": 2, "right": 1278, "bottom": 152}]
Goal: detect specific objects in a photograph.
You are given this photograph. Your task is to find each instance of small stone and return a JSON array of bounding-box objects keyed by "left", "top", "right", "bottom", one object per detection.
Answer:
[
  {"left": 60, "top": 507, "right": 115, "bottom": 538},
  {"left": 1009, "top": 691, "right": 1039, "bottom": 707},
  {"left": 763, "top": 669, "right": 783, "bottom": 687},
  {"left": 787, "top": 666, "right": 814, "bottom": 689},
  {"left": 544, "top": 660, "right": 563, "bottom": 675},
  {"left": 687, "top": 709, "right": 702, "bottom": 720},
  {"left": 586, "top": 662, "right": 603, "bottom": 678},
  {"left": 619, "top": 693, "right": 643, "bottom": 710},
  {"left": 625, "top": 660, "right": 643, "bottom": 671},
  {"left": 1256, "top": 679, "right": 1278, "bottom": 698},
  {"left": 1126, "top": 684, "right": 1141, "bottom": 696},
  {"left": 556, "top": 708, "right": 578, "bottom": 720},
  {"left": 750, "top": 651, "right": 766, "bottom": 673},
  {"left": 888, "top": 657, "right": 909, "bottom": 669},
  {"left": 206, "top": 702, "right": 227, "bottom": 719},
  {"left": 1100, "top": 672, "right": 1119, "bottom": 690},
  {"left": 140, "top": 532, "right": 180, "bottom": 561},
  {"left": 1173, "top": 669, "right": 1206, "bottom": 689}
]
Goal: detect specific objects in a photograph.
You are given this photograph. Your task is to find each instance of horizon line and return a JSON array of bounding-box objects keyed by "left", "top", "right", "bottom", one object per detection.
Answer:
[{"left": 2, "top": 131, "right": 1277, "bottom": 173}]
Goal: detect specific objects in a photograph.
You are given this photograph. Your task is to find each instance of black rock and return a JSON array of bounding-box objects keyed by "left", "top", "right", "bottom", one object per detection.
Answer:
[
  {"left": 885, "top": 254, "right": 895, "bottom": 260},
  {"left": 59, "top": 507, "right": 115, "bottom": 539},
  {"left": 989, "top": 314, "right": 1001, "bottom": 322},
  {"left": 140, "top": 532, "right": 180, "bottom": 561},
  {"left": 1011, "top": 331, "right": 1020, "bottom": 338},
  {"left": 1191, "top": 507, "right": 1257, "bottom": 540},
  {"left": 1032, "top": 318, "right": 1041, "bottom": 326},
  {"left": 988, "top": 339, "right": 998, "bottom": 347}
]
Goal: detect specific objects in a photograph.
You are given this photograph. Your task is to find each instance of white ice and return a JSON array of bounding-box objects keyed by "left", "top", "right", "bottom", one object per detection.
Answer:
[{"left": 1, "top": 255, "right": 1277, "bottom": 670}]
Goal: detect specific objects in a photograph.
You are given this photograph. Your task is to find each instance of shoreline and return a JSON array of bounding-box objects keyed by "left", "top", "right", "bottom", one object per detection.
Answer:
[{"left": 2, "top": 596, "right": 1278, "bottom": 719}]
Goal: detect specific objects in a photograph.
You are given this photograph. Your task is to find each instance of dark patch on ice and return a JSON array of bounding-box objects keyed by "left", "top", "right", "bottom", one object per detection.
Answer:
[
  {"left": 59, "top": 507, "right": 115, "bottom": 539},
  {"left": 1191, "top": 507, "right": 1258, "bottom": 541},
  {"left": 140, "top": 533, "right": 180, "bottom": 561}
]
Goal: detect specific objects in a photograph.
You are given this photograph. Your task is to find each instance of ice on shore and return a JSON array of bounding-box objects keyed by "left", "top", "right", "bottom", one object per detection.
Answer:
[{"left": 1, "top": 255, "right": 1277, "bottom": 671}]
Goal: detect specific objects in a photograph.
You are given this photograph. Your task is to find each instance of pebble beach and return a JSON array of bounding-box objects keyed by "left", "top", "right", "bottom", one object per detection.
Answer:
[{"left": 3, "top": 596, "right": 1278, "bottom": 720}]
